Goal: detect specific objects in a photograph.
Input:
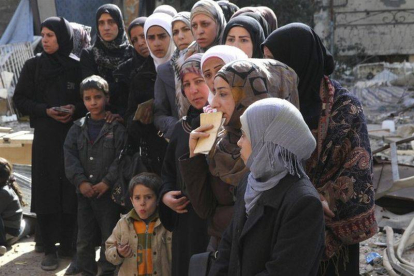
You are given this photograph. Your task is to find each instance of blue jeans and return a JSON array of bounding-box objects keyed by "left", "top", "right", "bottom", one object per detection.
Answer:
[{"left": 77, "top": 193, "right": 121, "bottom": 276}]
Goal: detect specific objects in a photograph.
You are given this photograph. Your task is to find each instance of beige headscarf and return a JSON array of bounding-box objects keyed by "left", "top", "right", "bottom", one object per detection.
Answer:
[{"left": 209, "top": 59, "right": 299, "bottom": 185}]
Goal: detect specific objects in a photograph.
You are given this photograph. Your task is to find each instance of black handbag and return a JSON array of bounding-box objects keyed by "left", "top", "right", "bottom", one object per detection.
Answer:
[
  {"left": 188, "top": 251, "right": 217, "bottom": 276},
  {"left": 111, "top": 143, "right": 147, "bottom": 208}
]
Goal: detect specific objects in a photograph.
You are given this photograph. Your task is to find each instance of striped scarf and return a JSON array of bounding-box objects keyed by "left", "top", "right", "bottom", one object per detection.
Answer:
[{"left": 132, "top": 213, "right": 158, "bottom": 276}]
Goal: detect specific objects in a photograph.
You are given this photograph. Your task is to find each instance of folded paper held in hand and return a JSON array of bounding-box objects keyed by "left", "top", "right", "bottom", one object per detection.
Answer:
[
  {"left": 194, "top": 112, "right": 224, "bottom": 155},
  {"left": 133, "top": 98, "right": 154, "bottom": 122}
]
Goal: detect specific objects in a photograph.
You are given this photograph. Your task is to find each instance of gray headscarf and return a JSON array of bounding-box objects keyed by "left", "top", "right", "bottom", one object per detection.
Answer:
[{"left": 240, "top": 98, "right": 316, "bottom": 215}]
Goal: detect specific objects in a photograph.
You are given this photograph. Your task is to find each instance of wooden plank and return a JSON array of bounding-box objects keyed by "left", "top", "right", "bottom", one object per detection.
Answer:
[
  {"left": 2, "top": 131, "right": 30, "bottom": 141},
  {"left": 0, "top": 127, "right": 12, "bottom": 133},
  {"left": 0, "top": 143, "right": 31, "bottom": 164}
]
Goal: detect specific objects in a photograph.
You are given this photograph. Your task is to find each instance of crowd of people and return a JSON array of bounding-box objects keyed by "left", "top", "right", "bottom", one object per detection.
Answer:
[{"left": 1, "top": 0, "right": 378, "bottom": 275}]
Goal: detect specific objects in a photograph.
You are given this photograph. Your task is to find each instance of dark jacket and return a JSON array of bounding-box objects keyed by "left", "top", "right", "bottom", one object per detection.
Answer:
[
  {"left": 153, "top": 61, "right": 178, "bottom": 140},
  {"left": 159, "top": 116, "right": 209, "bottom": 276},
  {"left": 80, "top": 47, "right": 129, "bottom": 115},
  {"left": 123, "top": 57, "right": 168, "bottom": 176},
  {"left": 64, "top": 115, "right": 126, "bottom": 190},
  {"left": 12, "top": 54, "right": 83, "bottom": 214},
  {"left": 209, "top": 174, "right": 325, "bottom": 276}
]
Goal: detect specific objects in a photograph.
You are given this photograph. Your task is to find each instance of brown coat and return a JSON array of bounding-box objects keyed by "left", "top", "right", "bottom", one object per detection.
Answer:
[
  {"left": 179, "top": 154, "right": 235, "bottom": 242},
  {"left": 105, "top": 211, "right": 172, "bottom": 276}
]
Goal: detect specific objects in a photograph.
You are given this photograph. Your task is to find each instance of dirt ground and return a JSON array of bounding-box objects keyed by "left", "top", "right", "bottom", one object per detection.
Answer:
[{"left": 0, "top": 235, "right": 71, "bottom": 276}]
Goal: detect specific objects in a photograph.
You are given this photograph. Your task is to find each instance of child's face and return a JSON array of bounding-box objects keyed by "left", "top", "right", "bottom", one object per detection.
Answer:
[
  {"left": 83, "top": 88, "right": 108, "bottom": 120},
  {"left": 130, "top": 184, "right": 157, "bottom": 220}
]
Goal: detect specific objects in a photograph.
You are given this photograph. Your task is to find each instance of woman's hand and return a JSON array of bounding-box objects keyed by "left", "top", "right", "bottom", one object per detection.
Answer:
[
  {"left": 162, "top": 191, "right": 190, "bottom": 214},
  {"left": 189, "top": 124, "right": 214, "bottom": 157},
  {"left": 320, "top": 194, "right": 335, "bottom": 221},
  {"left": 105, "top": 111, "right": 124, "bottom": 124},
  {"left": 46, "top": 107, "right": 72, "bottom": 123},
  {"left": 116, "top": 241, "right": 133, "bottom": 258},
  {"left": 139, "top": 106, "right": 153, "bottom": 125}
]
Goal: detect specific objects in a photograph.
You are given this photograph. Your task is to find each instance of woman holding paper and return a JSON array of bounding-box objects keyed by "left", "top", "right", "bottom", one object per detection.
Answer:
[
  {"left": 123, "top": 13, "right": 175, "bottom": 175},
  {"left": 209, "top": 98, "right": 324, "bottom": 276},
  {"left": 179, "top": 59, "right": 299, "bottom": 250},
  {"left": 159, "top": 53, "right": 209, "bottom": 276}
]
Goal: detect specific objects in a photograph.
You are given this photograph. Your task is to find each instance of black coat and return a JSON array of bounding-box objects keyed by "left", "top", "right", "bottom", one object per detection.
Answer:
[
  {"left": 123, "top": 57, "right": 167, "bottom": 176},
  {"left": 13, "top": 54, "right": 84, "bottom": 214},
  {"left": 159, "top": 116, "right": 209, "bottom": 276},
  {"left": 209, "top": 174, "right": 325, "bottom": 276}
]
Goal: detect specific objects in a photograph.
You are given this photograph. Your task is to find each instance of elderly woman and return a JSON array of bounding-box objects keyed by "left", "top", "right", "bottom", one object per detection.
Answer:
[
  {"left": 210, "top": 98, "right": 325, "bottom": 276},
  {"left": 159, "top": 53, "right": 210, "bottom": 276},
  {"left": 13, "top": 17, "right": 84, "bottom": 271},
  {"left": 262, "top": 23, "right": 377, "bottom": 275},
  {"left": 180, "top": 59, "right": 299, "bottom": 250}
]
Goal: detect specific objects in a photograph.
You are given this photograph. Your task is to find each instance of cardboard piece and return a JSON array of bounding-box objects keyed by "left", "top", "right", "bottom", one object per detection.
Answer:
[
  {"left": 133, "top": 98, "right": 154, "bottom": 122},
  {"left": 194, "top": 112, "right": 224, "bottom": 155}
]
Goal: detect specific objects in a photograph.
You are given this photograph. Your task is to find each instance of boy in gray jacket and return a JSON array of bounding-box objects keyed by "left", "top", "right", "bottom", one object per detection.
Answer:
[{"left": 64, "top": 75, "right": 126, "bottom": 276}]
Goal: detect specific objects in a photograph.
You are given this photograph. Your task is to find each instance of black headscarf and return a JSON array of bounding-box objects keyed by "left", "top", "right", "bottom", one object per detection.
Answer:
[
  {"left": 231, "top": 9, "right": 270, "bottom": 38},
  {"left": 127, "top": 17, "right": 148, "bottom": 67},
  {"left": 39, "top": 17, "right": 77, "bottom": 80},
  {"left": 127, "top": 16, "right": 147, "bottom": 38},
  {"left": 222, "top": 16, "right": 265, "bottom": 58},
  {"left": 92, "top": 4, "right": 133, "bottom": 77},
  {"left": 217, "top": 1, "right": 239, "bottom": 22},
  {"left": 262, "top": 23, "right": 335, "bottom": 130}
]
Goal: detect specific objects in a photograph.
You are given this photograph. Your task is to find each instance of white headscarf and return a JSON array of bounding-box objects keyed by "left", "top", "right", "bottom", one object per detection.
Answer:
[
  {"left": 200, "top": 45, "right": 248, "bottom": 72},
  {"left": 200, "top": 45, "right": 248, "bottom": 103},
  {"left": 144, "top": 13, "right": 176, "bottom": 70},
  {"left": 241, "top": 98, "right": 316, "bottom": 215}
]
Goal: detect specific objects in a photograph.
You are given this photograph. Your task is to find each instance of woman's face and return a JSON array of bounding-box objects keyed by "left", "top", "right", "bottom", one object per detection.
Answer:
[
  {"left": 202, "top": 57, "right": 225, "bottom": 93},
  {"left": 98, "top": 13, "right": 119, "bottom": 42},
  {"left": 237, "top": 130, "right": 252, "bottom": 164},
  {"left": 172, "top": 21, "right": 194, "bottom": 51},
  {"left": 212, "top": 76, "right": 235, "bottom": 125},
  {"left": 182, "top": 72, "right": 209, "bottom": 110},
  {"left": 130, "top": 25, "right": 149, "bottom": 57},
  {"left": 225, "top": 27, "right": 253, "bottom": 58},
  {"left": 191, "top": 14, "right": 217, "bottom": 49},
  {"left": 263, "top": 45, "right": 274, "bottom": 59},
  {"left": 146, "top": 26, "right": 171, "bottom": 58},
  {"left": 41, "top": 27, "right": 59, "bottom": 54}
]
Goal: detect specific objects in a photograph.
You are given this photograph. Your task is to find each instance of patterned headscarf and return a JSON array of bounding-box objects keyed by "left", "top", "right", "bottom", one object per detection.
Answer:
[
  {"left": 222, "top": 16, "right": 265, "bottom": 58},
  {"left": 209, "top": 59, "right": 299, "bottom": 185},
  {"left": 217, "top": 1, "right": 239, "bottom": 22},
  {"left": 92, "top": 4, "right": 133, "bottom": 77},
  {"left": 189, "top": 0, "right": 227, "bottom": 53},
  {"left": 171, "top": 12, "right": 193, "bottom": 118},
  {"left": 179, "top": 53, "right": 203, "bottom": 95},
  {"left": 70, "top": 22, "right": 91, "bottom": 58},
  {"left": 144, "top": 13, "right": 176, "bottom": 70},
  {"left": 241, "top": 98, "right": 315, "bottom": 215}
]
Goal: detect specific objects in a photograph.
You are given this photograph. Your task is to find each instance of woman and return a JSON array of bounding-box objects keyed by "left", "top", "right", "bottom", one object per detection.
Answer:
[
  {"left": 154, "top": 12, "right": 194, "bottom": 140},
  {"left": 123, "top": 13, "right": 175, "bottom": 175},
  {"left": 222, "top": 16, "right": 265, "bottom": 58},
  {"left": 231, "top": 7, "right": 270, "bottom": 37},
  {"left": 200, "top": 45, "right": 248, "bottom": 92},
  {"left": 80, "top": 4, "right": 133, "bottom": 116},
  {"left": 113, "top": 17, "right": 149, "bottom": 120},
  {"left": 180, "top": 59, "right": 299, "bottom": 250},
  {"left": 216, "top": 1, "right": 239, "bottom": 22},
  {"left": 257, "top": 6, "right": 278, "bottom": 32},
  {"left": 159, "top": 53, "right": 210, "bottom": 276},
  {"left": 262, "top": 23, "right": 377, "bottom": 275},
  {"left": 13, "top": 17, "right": 83, "bottom": 271},
  {"left": 210, "top": 98, "right": 324, "bottom": 276},
  {"left": 188, "top": 0, "right": 227, "bottom": 55}
]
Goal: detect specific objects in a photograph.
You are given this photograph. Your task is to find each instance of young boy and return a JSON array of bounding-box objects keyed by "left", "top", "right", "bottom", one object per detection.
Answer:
[
  {"left": 105, "top": 173, "right": 172, "bottom": 276},
  {"left": 64, "top": 75, "right": 126, "bottom": 275}
]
